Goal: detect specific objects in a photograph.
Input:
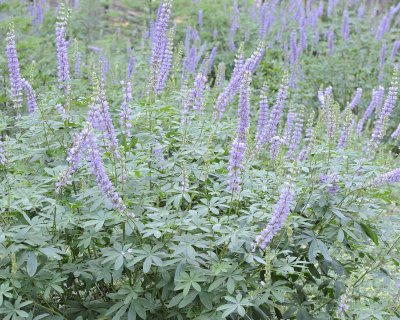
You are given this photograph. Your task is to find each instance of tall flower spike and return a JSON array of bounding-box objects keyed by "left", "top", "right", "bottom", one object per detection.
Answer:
[
  {"left": 282, "top": 111, "right": 296, "bottom": 145},
  {"left": 55, "top": 4, "right": 70, "bottom": 95},
  {"left": 286, "top": 107, "right": 304, "bottom": 159},
  {"left": 5, "top": 20, "right": 23, "bottom": 108},
  {"left": 297, "top": 111, "right": 315, "bottom": 163},
  {"left": 369, "top": 168, "right": 400, "bottom": 187},
  {"left": 342, "top": 9, "right": 349, "bottom": 41},
  {"left": 155, "top": 27, "right": 174, "bottom": 93},
  {"left": 257, "top": 71, "right": 289, "bottom": 148},
  {"left": 348, "top": 88, "right": 362, "bottom": 110},
  {"left": 337, "top": 107, "right": 354, "bottom": 149},
  {"left": 55, "top": 103, "right": 69, "bottom": 120},
  {"left": 370, "top": 66, "right": 398, "bottom": 151},
  {"left": 119, "top": 80, "right": 133, "bottom": 139},
  {"left": 227, "top": 71, "right": 251, "bottom": 193},
  {"left": 255, "top": 182, "right": 295, "bottom": 249},
  {"left": 86, "top": 129, "right": 126, "bottom": 212},
  {"left": 88, "top": 76, "right": 120, "bottom": 158},
  {"left": 181, "top": 72, "right": 207, "bottom": 125},
  {"left": 357, "top": 87, "right": 383, "bottom": 135},
  {"left": 150, "top": 0, "right": 172, "bottom": 94},
  {"left": 391, "top": 123, "right": 400, "bottom": 139},
  {"left": 255, "top": 84, "right": 269, "bottom": 145},
  {"left": 328, "top": 27, "right": 334, "bottom": 56},
  {"left": 56, "top": 124, "right": 92, "bottom": 193},
  {"left": 21, "top": 78, "right": 38, "bottom": 114},
  {"left": 215, "top": 43, "right": 264, "bottom": 118},
  {"left": 215, "top": 62, "right": 225, "bottom": 88}
]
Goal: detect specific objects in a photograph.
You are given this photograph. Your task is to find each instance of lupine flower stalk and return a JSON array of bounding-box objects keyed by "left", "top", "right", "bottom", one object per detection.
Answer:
[
  {"left": 342, "top": 9, "right": 349, "bottom": 41},
  {"left": 391, "top": 41, "right": 400, "bottom": 60},
  {"left": 215, "top": 43, "right": 264, "bottom": 118},
  {"left": 74, "top": 39, "right": 81, "bottom": 78},
  {"left": 86, "top": 129, "right": 126, "bottom": 212},
  {"left": 283, "top": 112, "right": 296, "bottom": 145},
  {"left": 21, "top": 78, "right": 38, "bottom": 114},
  {"left": 88, "top": 77, "right": 120, "bottom": 157},
  {"left": 127, "top": 55, "right": 135, "bottom": 79},
  {"left": 181, "top": 72, "right": 208, "bottom": 125},
  {"left": 255, "top": 182, "right": 295, "bottom": 249},
  {"left": 208, "top": 46, "right": 217, "bottom": 74},
  {"left": 286, "top": 108, "right": 304, "bottom": 159},
  {"left": 328, "top": 27, "right": 334, "bottom": 56},
  {"left": 270, "top": 136, "right": 283, "bottom": 159},
  {"left": 55, "top": 103, "right": 69, "bottom": 120},
  {"left": 155, "top": 28, "right": 174, "bottom": 93},
  {"left": 215, "top": 62, "right": 225, "bottom": 88},
  {"left": 150, "top": 0, "right": 172, "bottom": 94},
  {"left": 255, "top": 84, "right": 269, "bottom": 145},
  {"left": 348, "top": 88, "right": 362, "bottom": 110},
  {"left": 198, "top": 10, "right": 203, "bottom": 27},
  {"left": 119, "top": 80, "right": 133, "bottom": 139},
  {"left": 297, "top": 111, "right": 315, "bottom": 163},
  {"left": 55, "top": 4, "right": 70, "bottom": 95},
  {"left": 370, "top": 66, "right": 398, "bottom": 151},
  {"left": 5, "top": 21, "right": 23, "bottom": 108},
  {"left": 391, "top": 123, "right": 400, "bottom": 139},
  {"left": 256, "top": 71, "right": 289, "bottom": 148},
  {"left": 357, "top": 87, "right": 383, "bottom": 135},
  {"left": 227, "top": 71, "right": 251, "bottom": 193},
  {"left": 337, "top": 107, "right": 354, "bottom": 149},
  {"left": 229, "top": 15, "right": 239, "bottom": 52},
  {"left": 370, "top": 168, "right": 400, "bottom": 186},
  {"left": 320, "top": 173, "right": 340, "bottom": 194},
  {"left": 56, "top": 124, "right": 92, "bottom": 192}
]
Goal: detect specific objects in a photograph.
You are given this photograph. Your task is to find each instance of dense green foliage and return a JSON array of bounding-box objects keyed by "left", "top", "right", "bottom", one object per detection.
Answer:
[{"left": 0, "top": 1, "right": 400, "bottom": 319}]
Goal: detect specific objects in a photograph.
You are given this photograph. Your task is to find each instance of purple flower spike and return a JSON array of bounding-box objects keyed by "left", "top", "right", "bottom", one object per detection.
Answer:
[
  {"left": 337, "top": 108, "right": 354, "bottom": 150},
  {"left": 150, "top": 0, "right": 172, "bottom": 94},
  {"left": 119, "top": 80, "right": 133, "bottom": 139},
  {"left": 328, "top": 27, "right": 334, "bottom": 56},
  {"left": 55, "top": 103, "right": 69, "bottom": 120},
  {"left": 21, "top": 78, "right": 38, "bottom": 114},
  {"left": 342, "top": 9, "right": 349, "bottom": 41},
  {"left": 127, "top": 55, "right": 135, "bottom": 79},
  {"left": 5, "top": 21, "right": 23, "bottom": 108},
  {"left": 255, "top": 182, "right": 295, "bottom": 249},
  {"left": 86, "top": 130, "right": 126, "bottom": 212},
  {"left": 88, "top": 79, "right": 120, "bottom": 158},
  {"left": 370, "top": 66, "right": 398, "bottom": 151},
  {"left": 56, "top": 124, "right": 92, "bottom": 193},
  {"left": 357, "top": 87, "right": 383, "bottom": 135},
  {"left": 391, "top": 123, "right": 400, "bottom": 139},
  {"left": 215, "top": 43, "right": 264, "bottom": 118},
  {"left": 286, "top": 111, "right": 304, "bottom": 159},
  {"left": 255, "top": 85, "right": 269, "bottom": 145},
  {"left": 75, "top": 51, "right": 81, "bottom": 78},
  {"left": 370, "top": 168, "right": 400, "bottom": 186},
  {"left": 227, "top": 71, "right": 251, "bottom": 193},
  {"left": 55, "top": 4, "right": 70, "bottom": 95},
  {"left": 198, "top": 10, "right": 203, "bottom": 27},
  {"left": 348, "top": 88, "right": 362, "bottom": 110},
  {"left": 320, "top": 173, "right": 340, "bottom": 194},
  {"left": 390, "top": 41, "right": 400, "bottom": 61},
  {"left": 257, "top": 71, "right": 289, "bottom": 148}
]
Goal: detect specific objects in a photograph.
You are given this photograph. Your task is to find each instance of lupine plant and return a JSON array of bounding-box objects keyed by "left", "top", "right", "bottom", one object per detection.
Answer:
[{"left": 0, "top": 0, "right": 400, "bottom": 319}]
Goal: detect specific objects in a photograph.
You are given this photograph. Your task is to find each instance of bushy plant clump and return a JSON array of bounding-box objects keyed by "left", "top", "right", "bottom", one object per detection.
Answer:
[{"left": 0, "top": 0, "right": 400, "bottom": 319}]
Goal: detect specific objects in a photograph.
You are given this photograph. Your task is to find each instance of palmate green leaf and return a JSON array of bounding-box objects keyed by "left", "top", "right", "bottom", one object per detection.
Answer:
[{"left": 26, "top": 252, "right": 37, "bottom": 277}]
